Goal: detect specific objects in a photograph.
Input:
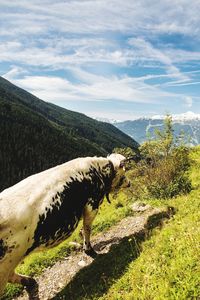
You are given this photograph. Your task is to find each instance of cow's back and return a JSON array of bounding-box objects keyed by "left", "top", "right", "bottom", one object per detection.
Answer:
[{"left": 0, "top": 157, "right": 105, "bottom": 213}]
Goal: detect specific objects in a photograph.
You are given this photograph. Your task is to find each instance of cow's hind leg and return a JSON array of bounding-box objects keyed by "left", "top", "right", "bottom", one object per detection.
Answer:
[
  {"left": 0, "top": 275, "right": 8, "bottom": 297},
  {"left": 9, "top": 272, "right": 39, "bottom": 299},
  {"left": 82, "top": 204, "right": 98, "bottom": 258},
  {"left": 0, "top": 262, "right": 13, "bottom": 296}
]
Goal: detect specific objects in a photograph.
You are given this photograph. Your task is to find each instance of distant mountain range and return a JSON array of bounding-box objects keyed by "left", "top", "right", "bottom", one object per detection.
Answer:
[
  {"left": 0, "top": 76, "right": 138, "bottom": 191},
  {"left": 114, "top": 112, "right": 200, "bottom": 145}
]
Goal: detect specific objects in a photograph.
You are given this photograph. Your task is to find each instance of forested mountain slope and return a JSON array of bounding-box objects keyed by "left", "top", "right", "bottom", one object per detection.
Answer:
[{"left": 0, "top": 76, "right": 139, "bottom": 191}]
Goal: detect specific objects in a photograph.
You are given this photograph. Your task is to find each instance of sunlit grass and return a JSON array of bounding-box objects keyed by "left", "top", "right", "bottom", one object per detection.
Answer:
[{"left": 97, "top": 148, "right": 200, "bottom": 300}]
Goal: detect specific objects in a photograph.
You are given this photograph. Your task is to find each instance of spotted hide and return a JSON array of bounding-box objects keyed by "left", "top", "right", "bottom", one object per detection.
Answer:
[{"left": 0, "top": 154, "right": 130, "bottom": 296}]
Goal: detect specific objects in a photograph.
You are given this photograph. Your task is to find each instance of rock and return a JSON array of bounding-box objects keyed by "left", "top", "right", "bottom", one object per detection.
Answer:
[
  {"left": 78, "top": 260, "right": 87, "bottom": 267},
  {"left": 68, "top": 241, "right": 82, "bottom": 248},
  {"left": 131, "top": 202, "right": 152, "bottom": 212}
]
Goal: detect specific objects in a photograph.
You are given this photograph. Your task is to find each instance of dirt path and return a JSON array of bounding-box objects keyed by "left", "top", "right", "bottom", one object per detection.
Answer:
[{"left": 16, "top": 204, "right": 173, "bottom": 300}]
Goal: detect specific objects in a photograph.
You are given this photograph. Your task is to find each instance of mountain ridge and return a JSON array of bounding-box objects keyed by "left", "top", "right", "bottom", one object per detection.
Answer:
[{"left": 114, "top": 113, "right": 200, "bottom": 145}]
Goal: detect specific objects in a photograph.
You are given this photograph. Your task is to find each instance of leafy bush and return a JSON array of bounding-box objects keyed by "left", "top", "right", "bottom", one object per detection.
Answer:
[{"left": 130, "top": 115, "right": 192, "bottom": 199}]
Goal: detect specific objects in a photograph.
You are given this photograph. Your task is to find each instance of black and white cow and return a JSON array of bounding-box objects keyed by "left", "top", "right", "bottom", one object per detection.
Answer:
[{"left": 0, "top": 154, "right": 130, "bottom": 296}]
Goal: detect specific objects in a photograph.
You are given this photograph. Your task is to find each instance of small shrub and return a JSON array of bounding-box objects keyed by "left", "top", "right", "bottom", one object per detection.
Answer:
[{"left": 130, "top": 115, "right": 192, "bottom": 199}]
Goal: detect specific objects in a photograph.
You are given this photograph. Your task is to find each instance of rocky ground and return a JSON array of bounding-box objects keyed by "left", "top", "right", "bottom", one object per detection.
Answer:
[{"left": 15, "top": 203, "right": 174, "bottom": 300}]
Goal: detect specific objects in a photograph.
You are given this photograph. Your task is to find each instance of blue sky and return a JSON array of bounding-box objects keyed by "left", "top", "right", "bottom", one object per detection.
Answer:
[{"left": 0, "top": 0, "right": 200, "bottom": 120}]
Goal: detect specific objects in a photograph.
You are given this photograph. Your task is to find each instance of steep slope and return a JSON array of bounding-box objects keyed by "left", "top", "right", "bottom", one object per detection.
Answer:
[{"left": 0, "top": 76, "right": 138, "bottom": 191}]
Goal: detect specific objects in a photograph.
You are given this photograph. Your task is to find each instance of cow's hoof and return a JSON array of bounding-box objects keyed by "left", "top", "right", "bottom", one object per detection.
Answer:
[
  {"left": 28, "top": 287, "right": 39, "bottom": 300},
  {"left": 21, "top": 277, "right": 39, "bottom": 300},
  {"left": 21, "top": 277, "right": 37, "bottom": 289},
  {"left": 84, "top": 248, "right": 98, "bottom": 258},
  {"left": 21, "top": 277, "right": 38, "bottom": 294}
]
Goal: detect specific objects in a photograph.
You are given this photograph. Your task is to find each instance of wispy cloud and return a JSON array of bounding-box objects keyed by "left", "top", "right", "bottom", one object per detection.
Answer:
[
  {"left": 1, "top": 0, "right": 200, "bottom": 37},
  {"left": 162, "top": 80, "right": 200, "bottom": 88},
  {"left": 3, "top": 66, "right": 28, "bottom": 80},
  {"left": 1, "top": 0, "right": 200, "bottom": 119},
  {"left": 1, "top": 37, "right": 200, "bottom": 75},
  {"left": 128, "top": 38, "right": 189, "bottom": 80},
  {"left": 4, "top": 67, "right": 185, "bottom": 106},
  {"left": 184, "top": 96, "right": 193, "bottom": 108}
]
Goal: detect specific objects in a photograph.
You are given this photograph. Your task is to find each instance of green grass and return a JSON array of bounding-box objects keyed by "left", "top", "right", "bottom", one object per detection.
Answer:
[
  {"left": 100, "top": 149, "right": 200, "bottom": 300},
  {"left": 99, "top": 194, "right": 200, "bottom": 300}
]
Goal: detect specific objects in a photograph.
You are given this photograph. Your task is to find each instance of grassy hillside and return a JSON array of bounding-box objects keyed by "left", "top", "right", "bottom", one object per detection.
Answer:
[
  {"left": 98, "top": 148, "right": 200, "bottom": 300},
  {"left": 0, "top": 76, "right": 139, "bottom": 191},
  {"left": 3, "top": 148, "right": 200, "bottom": 300}
]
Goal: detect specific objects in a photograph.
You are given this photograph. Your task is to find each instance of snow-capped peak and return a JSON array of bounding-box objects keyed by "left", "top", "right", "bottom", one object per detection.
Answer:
[
  {"left": 151, "top": 111, "right": 200, "bottom": 121},
  {"left": 94, "top": 117, "right": 120, "bottom": 123}
]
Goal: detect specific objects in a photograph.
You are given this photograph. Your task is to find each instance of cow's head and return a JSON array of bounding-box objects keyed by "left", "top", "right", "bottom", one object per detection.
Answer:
[{"left": 107, "top": 153, "right": 130, "bottom": 193}]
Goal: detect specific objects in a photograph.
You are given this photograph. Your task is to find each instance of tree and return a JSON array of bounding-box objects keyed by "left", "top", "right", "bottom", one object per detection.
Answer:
[{"left": 130, "top": 115, "right": 192, "bottom": 199}]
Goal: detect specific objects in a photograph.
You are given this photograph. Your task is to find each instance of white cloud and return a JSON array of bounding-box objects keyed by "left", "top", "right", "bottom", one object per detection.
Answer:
[
  {"left": 128, "top": 38, "right": 190, "bottom": 81},
  {"left": 5, "top": 70, "right": 183, "bottom": 105},
  {"left": 162, "top": 80, "right": 200, "bottom": 88},
  {"left": 184, "top": 96, "right": 193, "bottom": 108},
  {"left": 1, "top": 0, "right": 200, "bottom": 119},
  {"left": 0, "top": 39, "right": 132, "bottom": 69},
  {"left": 3, "top": 66, "right": 28, "bottom": 80},
  {"left": 1, "top": 36, "right": 200, "bottom": 76},
  {"left": 1, "top": 0, "right": 200, "bottom": 37}
]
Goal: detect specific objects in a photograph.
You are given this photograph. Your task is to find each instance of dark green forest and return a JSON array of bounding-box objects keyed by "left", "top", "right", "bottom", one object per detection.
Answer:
[{"left": 0, "top": 76, "right": 139, "bottom": 192}]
